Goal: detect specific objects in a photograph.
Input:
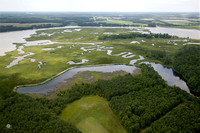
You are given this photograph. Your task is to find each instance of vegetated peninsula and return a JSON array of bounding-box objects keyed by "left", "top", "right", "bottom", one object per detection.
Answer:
[{"left": 0, "top": 12, "right": 200, "bottom": 133}]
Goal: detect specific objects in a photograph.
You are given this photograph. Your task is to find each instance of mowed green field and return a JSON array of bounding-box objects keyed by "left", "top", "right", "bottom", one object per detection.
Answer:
[{"left": 59, "top": 95, "right": 127, "bottom": 133}]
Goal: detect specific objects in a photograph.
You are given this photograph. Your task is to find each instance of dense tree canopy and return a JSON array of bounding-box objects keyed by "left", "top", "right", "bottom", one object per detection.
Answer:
[
  {"left": 173, "top": 45, "right": 200, "bottom": 96},
  {"left": 98, "top": 32, "right": 177, "bottom": 40},
  {"left": 0, "top": 92, "right": 80, "bottom": 133},
  {"left": 54, "top": 64, "right": 200, "bottom": 133}
]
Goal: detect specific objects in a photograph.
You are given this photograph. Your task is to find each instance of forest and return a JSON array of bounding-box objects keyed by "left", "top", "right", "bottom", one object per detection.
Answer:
[
  {"left": 0, "top": 48, "right": 199, "bottom": 132},
  {"left": 1, "top": 63, "right": 199, "bottom": 132},
  {"left": 0, "top": 24, "right": 61, "bottom": 32},
  {"left": 97, "top": 32, "right": 200, "bottom": 96},
  {"left": 0, "top": 91, "right": 80, "bottom": 132},
  {"left": 173, "top": 46, "right": 200, "bottom": 96},
  {"left": 0, "top": 12, "right": 199, "bottom": 32},
  {"left": 98, "top": 32, "right": 177, "bottom": 40},
  {"left": 37, "top": 64, "right": 200, "bottom": 133}
]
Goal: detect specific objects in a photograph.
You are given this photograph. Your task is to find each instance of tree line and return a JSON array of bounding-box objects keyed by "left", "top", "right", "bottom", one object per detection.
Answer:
[
  {"left": 98, "top": 32, "right": 177, "bottom": 40},
  {"left": 0, "top": 24, "right": 60, "bottom": 32},
  {"left": 172, "top": 45, "right": 200, "bottom": 96},
  {"left": 0, "top": 91, "right": 80, "bottom": 133}
]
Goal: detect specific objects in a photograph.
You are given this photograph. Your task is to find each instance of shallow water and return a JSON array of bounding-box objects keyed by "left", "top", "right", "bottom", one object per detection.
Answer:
[
  {"left": 183, "top": 42, "right": 200, "bottom": 45},
  {"left": 131, "top": 41, "right": 140, "bottom": 44},
  {"left": 67, "top": 59, "right": 89, "bottom": 65},
  {"left": 162, "top": 20, "right": 189, "bottom": 22},
  {"left": 141, "top": 62, "right": 190, "bottom": 93},
  {"left": 6, "top": 52, "right": 35, "bottom": 68},
  {"left": 17, "top": 61, "right": 190, "bottom": 95},
  {"left": 17, "top": 65, "right": 138, "bottom": 95},
  {"left": 1, "top": 26, "right": 199, "bottom": 56},
  {"left": 106, "top": 50, "right": 136, "bottom": 59},
  {"left": 0, "top": 30, "right": 36, "bottom": 56},
  {"left": 24, "top": 40, "right": 57, "bottom": 46},
  {"left": 146, "top": 27, "right": 200, "bottom": 39},
  {"left": 0, "top": 26, "right": 80, "bottom": 56},
  {"left": 41, "top": 48, "right": 55, "bottom": 51},
  {"left": 129, "top": 55, "right": 144, "bottom": 65}
]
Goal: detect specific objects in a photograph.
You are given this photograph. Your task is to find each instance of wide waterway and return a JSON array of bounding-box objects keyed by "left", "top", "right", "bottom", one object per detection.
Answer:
[
  {"left": 145, "top": 27, "right": 200, "bottom": 40},
  {"left": 0, "top": 26, "right": 79, "bottom": 56},
  {"left": 0, "top": 26, "right": 200, "bottom": 56},
  {"left": 0, "top": 26, "right": 192, "bottom": 95}
]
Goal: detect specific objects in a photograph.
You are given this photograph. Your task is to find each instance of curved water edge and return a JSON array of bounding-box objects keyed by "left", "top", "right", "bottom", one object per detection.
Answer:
[
  {"left": 16, "top": 64, "right": 138, "bottom": 95},
  {"left": 16, "top": 61, "right": 190, "bottom": 95},
  {"left": 0, "top": 26, "right": 80, "bottom": 56},
  {"left": 140, "top": 62, "right": 190, "bottom": 93},
  {"left": 1, "top": 25, "right": 193, "bottom": 95}
]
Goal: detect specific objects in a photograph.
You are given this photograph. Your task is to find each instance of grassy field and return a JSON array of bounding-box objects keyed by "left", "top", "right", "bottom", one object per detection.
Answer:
[
  {"left": 59, "top": 95, "right": 127, "bottom": 133},
  {"left": 155, "top": 19, "right": 200, "bottom": 30},
  {"left": 94, "top": 18, "right": 147, "bottom": 26}
]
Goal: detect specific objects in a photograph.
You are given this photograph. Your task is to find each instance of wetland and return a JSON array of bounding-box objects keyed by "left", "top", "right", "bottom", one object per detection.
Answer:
[{"left": 0, "top": 12, "right": 200, "bottom": 133}]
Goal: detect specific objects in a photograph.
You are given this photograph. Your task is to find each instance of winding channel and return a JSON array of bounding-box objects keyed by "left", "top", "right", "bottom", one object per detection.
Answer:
[
  {"left": 0, "top": 26, "right": 192, "bottom": 95},
  {"left": 17, "top": 61, "right": 190, "bottom": 95}
]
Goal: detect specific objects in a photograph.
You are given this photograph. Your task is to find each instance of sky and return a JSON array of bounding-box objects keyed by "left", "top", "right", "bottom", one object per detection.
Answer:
[{"left": 0, "top": 0, "right": 199, "bottom": 12}]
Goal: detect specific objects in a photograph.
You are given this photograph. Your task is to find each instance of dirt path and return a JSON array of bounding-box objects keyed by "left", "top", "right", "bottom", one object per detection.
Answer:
[{"left": 140, "top": 103, "right": 182, "bottom": 133}]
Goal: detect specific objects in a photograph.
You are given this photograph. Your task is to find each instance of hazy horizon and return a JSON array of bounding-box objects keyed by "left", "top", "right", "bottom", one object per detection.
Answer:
[{"left": 0, "top": 0, "right": 199, "bottom": 12}]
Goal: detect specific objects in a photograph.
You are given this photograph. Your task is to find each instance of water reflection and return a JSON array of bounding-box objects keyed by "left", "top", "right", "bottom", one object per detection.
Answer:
[
  {"left": 146, "top": 27, "right": 200, "bottom": 39},
  {"left": 17, "top": 65, "right": 138, "bottom": 95},
  {"left": 141, "top": 62, "right": 190, "bottom": 93}
]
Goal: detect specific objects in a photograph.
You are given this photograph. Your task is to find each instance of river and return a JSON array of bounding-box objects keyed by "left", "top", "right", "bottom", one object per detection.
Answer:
[
  {"left": 0, "top": 26, "right": 200, "bottom": 56},
  {"left": 0, "top": 30, "right": 36, "bottom": 56},
  {"left": 17, "top": 61, "right": 190, "bottom": 95},
  {"left": 0, "top": 26, "right": 79, "bottom": 56},
  {"left": 145, "top": 27, "right": 200, "bottom": 39},
  {"left": 0, "top": 26, "right": 193, "bottom": 95}
]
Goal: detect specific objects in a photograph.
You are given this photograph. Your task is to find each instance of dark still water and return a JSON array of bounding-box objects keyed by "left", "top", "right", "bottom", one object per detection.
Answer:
[
  {"left": 141, "top": 62, "right": 190, "bottom": 93},
  {"left": 17, "top": 65, "right": 138, "bottom": 95},
  {"left": 17, "top": 62, "right": 190, "bottom": 95}
]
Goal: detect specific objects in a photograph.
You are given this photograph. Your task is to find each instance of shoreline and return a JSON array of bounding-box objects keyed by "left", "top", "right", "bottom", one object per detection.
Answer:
[{"left": 14, "top": 63, "right": 137, "bottom": 93}]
